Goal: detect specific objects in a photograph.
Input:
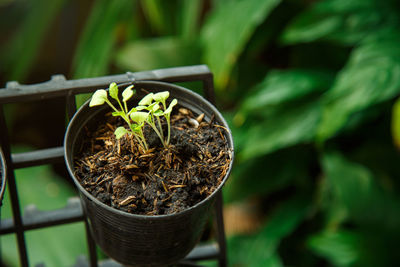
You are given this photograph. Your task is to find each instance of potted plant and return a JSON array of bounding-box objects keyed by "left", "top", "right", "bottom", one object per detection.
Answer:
[{"left": 64, "top": 80, "right": 234, "bottom": 266}]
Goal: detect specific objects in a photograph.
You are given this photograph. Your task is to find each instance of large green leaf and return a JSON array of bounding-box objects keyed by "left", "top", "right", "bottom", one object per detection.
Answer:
[
  {"left": 177, "top": 0, "right": 202, "bottom": 40},
  {"left": 228, "top": 196, "right": 309, "bottom": 267},
  {"left": 238, "top": 69, "right": 332, "bottom": 115},
  {"left": 0, "top": 0, "right": 66, "bottom": 81},
  {"left": 226, "top": 146, "right": 312, "bottom": 202},
  {"left": 239, "top": 99, "right": 321, "bottom": 160},
  {"left": 72, "top": 0, "right": 134, "bottom": 107},
  {"left": 201, "top": 0, "right": 281, "bottom": 89},
  {"left": 116, "top": 36, "right": 201, "bottom": 72},
  {"left": 321, "top": 152, "right": 400, "bottom": 230},
  {"left": 140, "top": 0, "right": 168, "bottom": 34},
  {"left": 281, "top": 0, "right": 400, "bottom": 45},
  {"left": 72, "top": 0, "right": 134, "bottom": 79},
  {"left": 308, "top": 228, "right": 400, "bottom": 267},
  {"left": 308, "top": 230, "right": 361, "bottom": 267},
  {"left": 317, "top": 33, "right": 400, "bottom": 141}
]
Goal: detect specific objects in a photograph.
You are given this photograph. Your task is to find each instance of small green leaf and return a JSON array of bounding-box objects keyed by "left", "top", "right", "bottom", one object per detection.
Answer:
[
  {"left": 109, "top": 82, "right": 119, "bottom": 100},
  {"left": 146, "top": 102, "right": 160, "bottom": 113},
  {"left": 154, "top": 110, "right": 163, "bottom": 116},
  {"left": 165, "top": 99, "right": 178, "bottom": 114},
  {"left": 138, "top": 93, "right": 154, "bottom": 106},
  {"left": 112, "top": 111, "right": 125, "bottom": 117},
  {"left": 135, "top": 106, "right": 147, "bottom": 111},
  {"left": 122, "top": 85, "right": 135, "bottom": 102},
  {"left": 89, "top": 89, "right": 108, "bottom": 107},
  {"left": 130, "top": 111, "right": 149, "bottom": 123},
  {"left": 153, "top": 91, "right": 169, "bottom": 102},
  {"left": 130, "top": 123, "right": 141, "bottom": 133},
  {"left": 114, "top": 126, "right": 128, "bottom": 139},
  {"left": 127, "top": 107, "right": 137, "bottom": 116},
  {"left": 152, "top": 103, "right": 160, "bottom": 112}
]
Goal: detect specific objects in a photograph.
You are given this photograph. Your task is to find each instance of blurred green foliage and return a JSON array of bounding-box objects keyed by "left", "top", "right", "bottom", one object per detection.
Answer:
[{"left": 2, "top": 0, "right": 400, "bottom": 266}]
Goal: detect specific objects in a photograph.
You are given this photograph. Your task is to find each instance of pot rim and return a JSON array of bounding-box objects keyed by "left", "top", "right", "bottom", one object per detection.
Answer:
[
  {"left": 64, "top": 80, "right": 234, "bottom": 219},
  {"left": 0, "top": 146, "right": 6, "bottom": 202}
]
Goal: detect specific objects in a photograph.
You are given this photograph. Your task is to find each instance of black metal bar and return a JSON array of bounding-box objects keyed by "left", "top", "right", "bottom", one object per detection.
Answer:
[
  {"left": 84, "top": 218, "right": 98, "bottom": 267},
  {"left": 184, "top": 243, "right": 220, "bottom": 261},
  {"left": 70, "top": 244, "right": 218, "bottom": 267},
  {"left": 0, "top": 197, "right": 83, "bottom": 234},
  {"left": 66, "top": 90, "right": 77, "bottom": 121},
  {"left": 177, "top": 261, "right": 207, "bottom": 267},
  {"left": 202, "top": 73, "right": 216, "bottom": 105},
  {"left": 0, "top": 65, "right": 213, "bottom": 104},
  {"left": 0, "top": 74, "right": 129, "bottom": 104},
  {"left": 0, "top": 106, "right": 29, "bottom": 267},
  {"left": 11, "top": 147, "right": 64, "bottom": 169}
]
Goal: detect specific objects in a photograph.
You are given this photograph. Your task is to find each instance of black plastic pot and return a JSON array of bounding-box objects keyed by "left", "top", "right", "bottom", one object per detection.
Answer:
[
  {"left": 64, "top": 81, "right": 234, "bottom": 266},
  {"left": 0, "top": 147, "right": 6, "bottom": 206}
]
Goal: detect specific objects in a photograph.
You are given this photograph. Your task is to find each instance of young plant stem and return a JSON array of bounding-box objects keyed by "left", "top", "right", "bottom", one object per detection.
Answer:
[
  {"left": 137, "top": 129, "right": 149, "bottom": 151},
  {"left": 147, "top": 119, "right": 166, "bottom": 147},
  {"left": 156, "top": 116, "right": 164, "bottom": 141},
  {"left": 123, "top": 101, "right": 128, "bottom": 114},
  {"left": 105, "top": 99, "right": 119, "bottom": 114},
  {"left": 166, "top": 116, "right": 171, "bottom": 145}
]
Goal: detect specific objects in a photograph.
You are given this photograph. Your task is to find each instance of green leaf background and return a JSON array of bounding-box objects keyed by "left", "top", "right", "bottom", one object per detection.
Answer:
[{"left": 3, "top": 0, "right": 400, "bottom": 265}]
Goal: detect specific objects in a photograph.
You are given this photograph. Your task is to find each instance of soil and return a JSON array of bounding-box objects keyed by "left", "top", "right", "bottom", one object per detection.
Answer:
[{"left": 74, "top": 107, "right": 232, "bottom": 215}]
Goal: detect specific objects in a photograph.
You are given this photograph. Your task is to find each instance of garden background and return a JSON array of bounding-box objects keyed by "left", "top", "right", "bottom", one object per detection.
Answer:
[{"left": 1, "top": 0, "right": 400, "bottom": 266}]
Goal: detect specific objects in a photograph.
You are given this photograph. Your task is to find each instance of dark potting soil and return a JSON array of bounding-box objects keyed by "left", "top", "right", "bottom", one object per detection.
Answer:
[{"left": 74, "top": 107, "right": 232, "bottom": 215}]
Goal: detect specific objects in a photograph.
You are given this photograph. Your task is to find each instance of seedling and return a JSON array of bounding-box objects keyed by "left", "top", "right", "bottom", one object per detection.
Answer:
[
  {"left": 89, "top": 83, "right": 177, "bottom": 152},
  {"left": 137, "top": 92, "right": 178, "bottom": 146},
  {"left": 89, "top": 83, "right": 149, "bottom": 152}
]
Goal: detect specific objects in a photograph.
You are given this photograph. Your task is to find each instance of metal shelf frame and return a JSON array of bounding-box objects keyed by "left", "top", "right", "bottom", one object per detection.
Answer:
[{"left": 0, "top": 65, "right": 227, "bottom": 267}]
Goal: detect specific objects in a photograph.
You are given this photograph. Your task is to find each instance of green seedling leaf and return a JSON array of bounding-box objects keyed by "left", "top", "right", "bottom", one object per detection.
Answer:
[
  {"left": 89, "top": 89, "right": 108, "bottom": 107},
  {"left": 146, "top": 102, "right": 160, "bottom": 112},
  {"left": 109, "top": 82, "right": 119, "bottom": 100},
  {"left": 127, "top": 107, "right": 137, "bottom": 116},
  {"left": 136, "top": 106, "right": 147, "bottom": 111},
  {"left": 130, "top": 111, "right": 149, "bottom": 124},
  {"left": 139, "top": 93, "right": 154, "bottom": 106},
  {"left": 154, "top": 91, "right": 169, "bottom": 102},
  {"left": 114, "top": 126, "right": 128, "bottom": 139},
  {"left": 152, "top": 103, "right": 160, "bottom": 112},
  {"left": 154, "top": 110, "right": 163, "bottom": 116},
  {"left": 165, "top": 99, "right": 178, "bottom": 114},
  {"left": 132, "top": 123, "right": 142, "bottom": 132},
  {"left": 122, "top": 85, "right": 135, "bottom": 102},
  {"left": 112, "top": 111, "right": 125, "bottom": 117}
]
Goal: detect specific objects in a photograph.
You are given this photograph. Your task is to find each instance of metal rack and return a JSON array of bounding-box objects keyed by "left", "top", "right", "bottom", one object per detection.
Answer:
[{"left": 0, "top": 65, "right": 227, "bottom": 267}]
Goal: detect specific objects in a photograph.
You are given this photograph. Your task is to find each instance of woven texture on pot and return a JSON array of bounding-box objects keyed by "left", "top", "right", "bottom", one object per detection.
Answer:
[{"left": 64, "top": 81, "right": 234, "bottom": 266}]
